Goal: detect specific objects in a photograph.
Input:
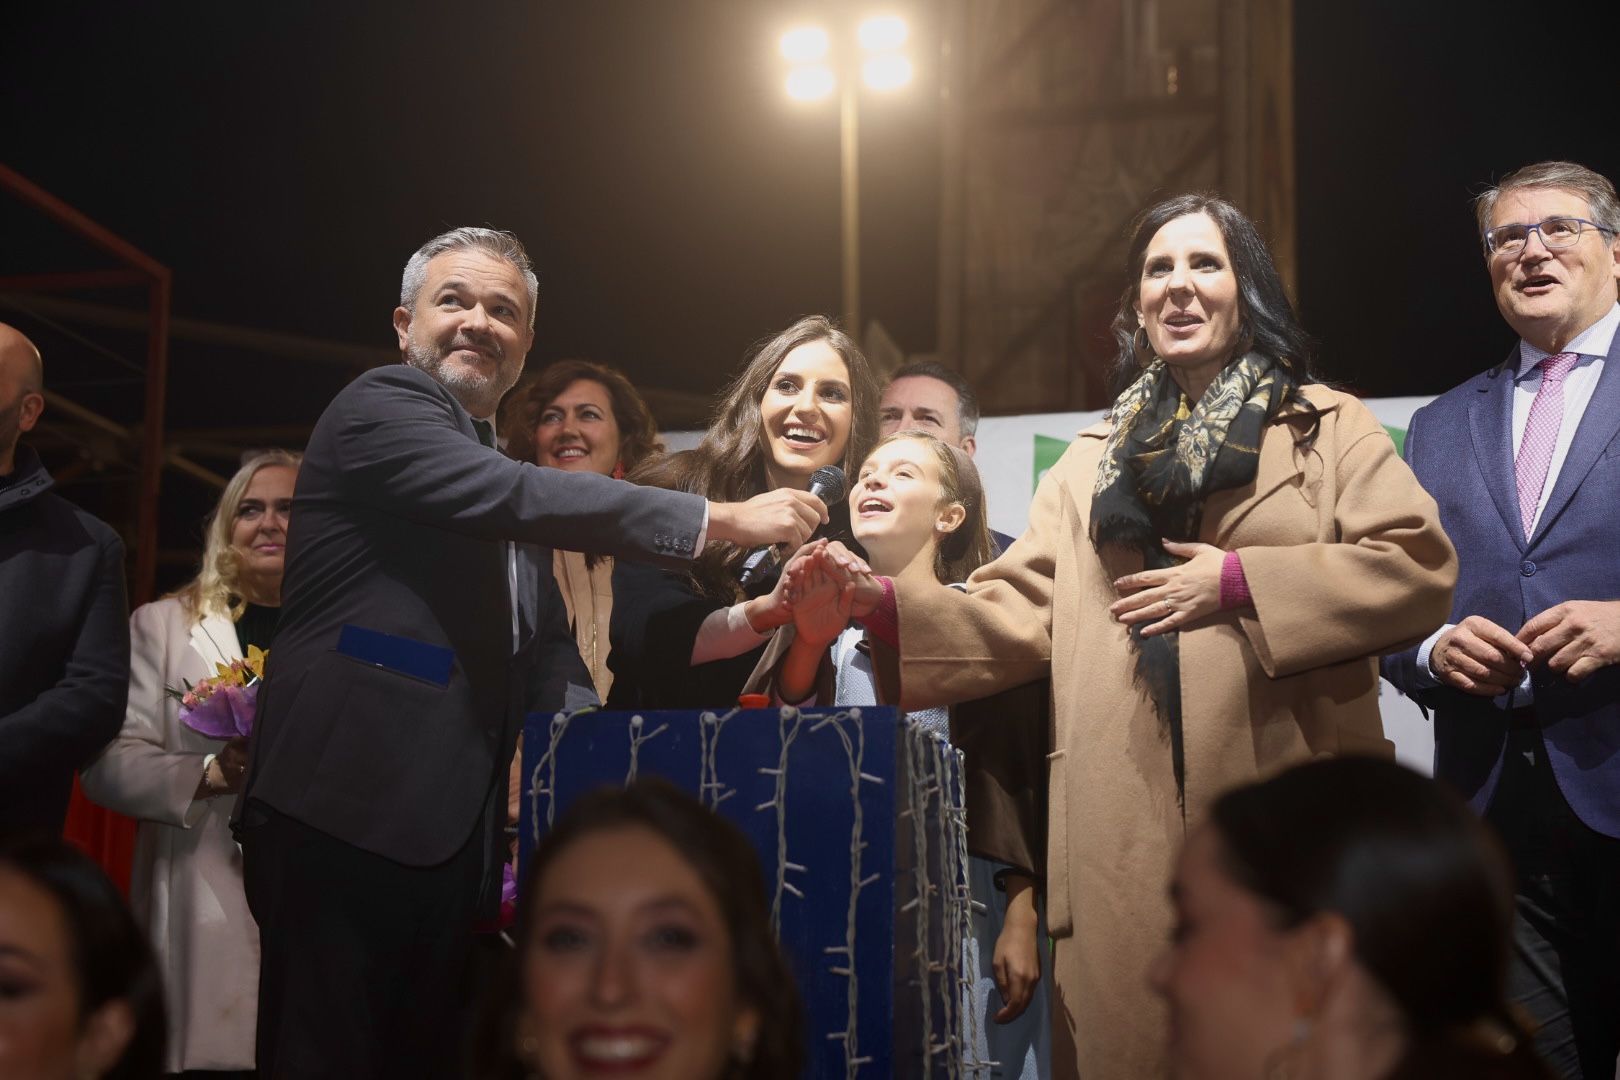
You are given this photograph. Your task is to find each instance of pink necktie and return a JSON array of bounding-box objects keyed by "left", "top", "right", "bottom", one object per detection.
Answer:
[{"left": 1514, "top": 352, "right": 1578, "bottom": 537}]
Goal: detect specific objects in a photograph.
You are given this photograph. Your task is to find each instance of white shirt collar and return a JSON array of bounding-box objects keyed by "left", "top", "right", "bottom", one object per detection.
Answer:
[{"left": 1517, "top": 302, "right": 1620, "bottom": 377}]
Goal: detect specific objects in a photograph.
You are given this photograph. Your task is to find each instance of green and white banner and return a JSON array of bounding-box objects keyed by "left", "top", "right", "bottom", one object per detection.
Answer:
[{"left": 976, "top": 396, "right": 1434, "bottom": 538}]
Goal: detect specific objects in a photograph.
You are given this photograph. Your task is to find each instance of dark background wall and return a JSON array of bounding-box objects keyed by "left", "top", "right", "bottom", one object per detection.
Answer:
[
  {"left": 1294, "top": 0, "right": 1620, "bottom": 395},
  {"left": 2, "top": 0, "right": 1617, "bottom": 579}
]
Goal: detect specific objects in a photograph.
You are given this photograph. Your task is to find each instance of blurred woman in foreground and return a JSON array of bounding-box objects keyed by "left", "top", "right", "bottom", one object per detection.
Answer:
[
  {"left": 471, "top": 779, "right": 803, "bottom": 1079},
  {"left": 0, "top": 834, "right": 166, "bottom": 1079},
  {"left": 1154, "top": 756, "right": 1551, "bottom": 1080}
]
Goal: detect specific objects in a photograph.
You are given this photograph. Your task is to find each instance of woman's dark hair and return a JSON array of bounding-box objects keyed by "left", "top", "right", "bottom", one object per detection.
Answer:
[
  {"left": 499, "top": 359, "right": 664, "bottom": 475},
  {"left": 470, "top": 779, "right": 804, "bottom": 1080},
  {"left": 1209, "top": 757, "right": 1547, "bottom": 1077},
  {"left": 630, "top": 315, "right": 880, "bottom": 600},
  {"left": 1110, "top": 192, "right": 1316, "bottom": 415},
  {"left": 0, "top": 835, "right": 166, "bottom": 1079}
]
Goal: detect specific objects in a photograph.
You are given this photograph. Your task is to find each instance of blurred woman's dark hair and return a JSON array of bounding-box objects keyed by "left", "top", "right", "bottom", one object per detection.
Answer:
[
  {"left": 499, "top": 358, "right": 664, "bottom": 475},
  {"left": 0, "top": 834, "right": 166, "bottom": 1079},
  {"left": 1209, "top": 757, "right": 1550, "bottom": 1079},
  {"left": 470, "top": 779, "right": 804, "bottom": 1080}
]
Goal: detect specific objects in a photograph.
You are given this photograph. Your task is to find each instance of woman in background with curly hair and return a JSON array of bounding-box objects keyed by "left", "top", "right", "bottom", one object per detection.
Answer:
[
  {"left": 501, "top": 359, "right": 664, "bottom": 700},
  {"left": 606, "top": 314, "right": 879, "bottom": 710},
  {"left": 82, "top": 448, "right": 300, "bottom": 1076}
]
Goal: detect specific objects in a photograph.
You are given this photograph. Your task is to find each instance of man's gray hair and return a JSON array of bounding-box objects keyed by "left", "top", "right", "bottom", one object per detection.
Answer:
[
  {"left": 1474, "top": 161, "right": 1620, "bottom": 255},
  {"left": 400, "top": 227, "right": 540, "bottom": 329},
  {"left": 888, "top": 359, "right": 981, "bottom": 436}
]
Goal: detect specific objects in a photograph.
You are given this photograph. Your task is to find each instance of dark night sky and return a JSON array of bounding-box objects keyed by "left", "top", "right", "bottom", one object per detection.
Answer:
[
  {"left": 2, "top": 0, "right": 1618, "bottom": 544},
  {"left": 1, "top": 2, "right": 937, "bottom": 425},
  {"left": 1295, "top": 1, "right": 1620, "bottom": 394}
]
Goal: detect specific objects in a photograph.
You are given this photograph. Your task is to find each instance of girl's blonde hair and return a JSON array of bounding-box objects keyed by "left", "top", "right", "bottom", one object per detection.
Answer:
[
  {"left": 170, "top": 449, "right": 302, "bottom": 620},
  {"left": 865, "top": 431, "right": 994, "bottom": 584}
]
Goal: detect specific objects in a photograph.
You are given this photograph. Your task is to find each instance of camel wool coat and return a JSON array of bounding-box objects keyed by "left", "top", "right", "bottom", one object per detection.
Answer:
[
  {"left": 875, "top": 385, "right": 1457, "bottom": 1079},
  {"left": 80, "top": 598, "right": 259, "bottom": 1073}
]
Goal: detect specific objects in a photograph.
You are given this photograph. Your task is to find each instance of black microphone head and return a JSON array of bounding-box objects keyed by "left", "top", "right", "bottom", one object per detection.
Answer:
[{"left": 807, "top": 465, "right": 846, "bottom": 505}]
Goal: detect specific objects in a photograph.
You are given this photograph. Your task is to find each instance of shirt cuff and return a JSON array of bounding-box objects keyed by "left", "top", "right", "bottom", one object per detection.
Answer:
[
  {"left": 691, "top": 503, "right": 709, "bottom": 555},
  {"left": 1413, "top": 624, "right": 1451, "bottom": 688},
  {"left": 1219, "top": 550, "right": 1252, "bottom": 610},
  {"left": 854, "top": 576, "right": 899, "bottom": 650}
]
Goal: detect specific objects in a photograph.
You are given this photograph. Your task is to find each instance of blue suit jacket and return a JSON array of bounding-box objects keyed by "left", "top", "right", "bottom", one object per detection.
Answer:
[{"left": 1382, "top": 335, "right": 1620, "bottom": 838}]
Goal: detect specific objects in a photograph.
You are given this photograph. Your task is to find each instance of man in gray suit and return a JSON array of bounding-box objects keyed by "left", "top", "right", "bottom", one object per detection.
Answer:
[{"left": 238, "top": 227, "right": 822, "bottom": 1078}]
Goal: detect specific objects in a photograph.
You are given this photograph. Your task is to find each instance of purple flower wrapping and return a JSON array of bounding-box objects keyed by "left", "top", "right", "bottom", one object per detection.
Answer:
[{"left": 180, "top": 681, "right": 258, "bottom": 739}]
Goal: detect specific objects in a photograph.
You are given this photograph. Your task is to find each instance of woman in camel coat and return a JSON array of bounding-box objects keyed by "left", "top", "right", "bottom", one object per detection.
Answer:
[
  {"left": 82, "top": 450, "right": 299, "bottom": 1074},
  {"left": 822, "top": 195, "right": 1458, "bottom": 1078}
]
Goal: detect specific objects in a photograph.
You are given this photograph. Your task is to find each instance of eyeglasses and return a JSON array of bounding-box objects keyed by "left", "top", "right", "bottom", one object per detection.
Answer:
[{"left": 1483, "top": 216, "right": 1617, "bottom": 256}]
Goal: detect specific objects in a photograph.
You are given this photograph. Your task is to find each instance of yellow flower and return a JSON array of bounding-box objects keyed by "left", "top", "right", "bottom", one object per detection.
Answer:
[{"left": 245, "top": 645, "right": 267, "bottom": 680}]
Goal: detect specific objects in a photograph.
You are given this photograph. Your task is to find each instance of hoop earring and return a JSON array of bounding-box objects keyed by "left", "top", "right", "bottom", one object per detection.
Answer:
[{"left": 1132, "top": 326, "right": 1154, "bottom": 358}]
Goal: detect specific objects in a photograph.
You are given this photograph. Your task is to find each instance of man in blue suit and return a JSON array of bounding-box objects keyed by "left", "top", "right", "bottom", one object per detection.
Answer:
[{"left": 1383, "top": 160, "right": 1620, "bottom": 1079}]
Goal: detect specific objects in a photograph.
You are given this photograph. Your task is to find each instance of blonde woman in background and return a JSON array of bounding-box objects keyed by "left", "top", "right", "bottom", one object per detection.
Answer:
[{"left": 83, "top": 448, "right": 300, "bottom": 1076}]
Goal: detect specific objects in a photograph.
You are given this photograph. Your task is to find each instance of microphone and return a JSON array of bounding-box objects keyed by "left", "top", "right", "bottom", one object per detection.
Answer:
[{"left": 736, "top": 465, "right": 846, "bottom": 590}]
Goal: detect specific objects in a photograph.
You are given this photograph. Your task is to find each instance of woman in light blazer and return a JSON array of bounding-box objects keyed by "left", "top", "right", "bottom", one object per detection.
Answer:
[{"left": 82, "top": 449, "right": 299, "bottom": 1076}]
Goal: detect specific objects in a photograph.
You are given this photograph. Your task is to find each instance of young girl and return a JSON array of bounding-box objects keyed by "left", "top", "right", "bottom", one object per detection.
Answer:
[{"left": 768, "top": 430, "right": 1050, "bottom": 1079}]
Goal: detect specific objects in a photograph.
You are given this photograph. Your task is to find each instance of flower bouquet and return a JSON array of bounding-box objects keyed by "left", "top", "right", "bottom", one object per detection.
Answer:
[{"left": 167, "top": 645, "right": 266, "bottom": 739}]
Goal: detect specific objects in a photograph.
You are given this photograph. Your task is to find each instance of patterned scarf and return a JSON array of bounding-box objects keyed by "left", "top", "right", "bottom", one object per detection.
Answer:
[{"left": 1089, "top": 352, "right": 1286, "bottom": 800}]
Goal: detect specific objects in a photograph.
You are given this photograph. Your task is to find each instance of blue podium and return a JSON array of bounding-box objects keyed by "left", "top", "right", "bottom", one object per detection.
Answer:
[{"left": 519, "top": 706, "right": 971, "bottom": 1078}]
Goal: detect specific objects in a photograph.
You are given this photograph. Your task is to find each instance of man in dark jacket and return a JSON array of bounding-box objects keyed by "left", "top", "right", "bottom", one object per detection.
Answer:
[
  {"left": 238, "top": 227, "right": 824, "bottom": 1078},
  {"left": 0, "top": 322, "right": 129, "bottom": 832}
]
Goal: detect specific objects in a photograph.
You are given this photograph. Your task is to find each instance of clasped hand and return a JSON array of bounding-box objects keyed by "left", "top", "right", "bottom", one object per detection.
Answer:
[
  {"left": 1432, "top": 600, "right": 1620, "bottom": 695},
  {"left": 779, "top": 540, "right": 882, "bottom": 648},
  {"left": 1108, "top": 540, "right": 1227, "bottom": 637}
]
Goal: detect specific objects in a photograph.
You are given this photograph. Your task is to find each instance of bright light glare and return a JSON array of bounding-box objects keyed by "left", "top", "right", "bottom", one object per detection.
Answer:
[
  {"left": 785, "top": 65, "right": 837, "bottom": 101},
  {"left": 857, "top": 14, "right": 909, "bottom": 52},
  {"left": 862, "top": 54, "right": 913, "bottom": 91},
  {"left": 780, "top": 26, "right": 830, "bottom": 63}
]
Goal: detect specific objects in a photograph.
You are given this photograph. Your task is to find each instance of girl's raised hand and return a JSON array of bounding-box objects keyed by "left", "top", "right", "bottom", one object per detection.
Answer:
[
  {"left": 790, "top": 565, "right": 854, "bottom": 650},
  {"left": 808, "top": 541, "right": 884, "bottom": 618}
]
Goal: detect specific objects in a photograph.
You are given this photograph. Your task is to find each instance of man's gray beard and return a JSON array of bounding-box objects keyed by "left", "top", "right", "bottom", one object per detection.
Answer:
[{"left": 403, "top": 338, "right": 517, "bottom": 418}]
